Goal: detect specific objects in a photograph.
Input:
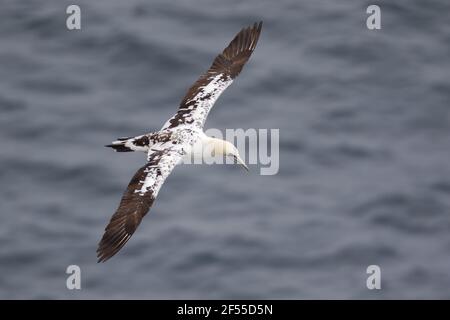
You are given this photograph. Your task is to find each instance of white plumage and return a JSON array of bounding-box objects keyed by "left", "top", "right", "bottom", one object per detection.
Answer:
[{"left": 97, "top": 22, "right": 262, "bottom": 262}]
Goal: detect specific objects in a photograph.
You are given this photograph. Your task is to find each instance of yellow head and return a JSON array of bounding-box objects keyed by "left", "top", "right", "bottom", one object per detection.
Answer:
[{"left": 209, "top": 138, "right": 249, "bottom": 171}]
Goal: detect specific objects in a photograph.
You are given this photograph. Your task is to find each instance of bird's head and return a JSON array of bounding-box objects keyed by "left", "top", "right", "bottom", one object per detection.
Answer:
[{"left": 211, "top": 138, "right": 249, "bottom": 172}]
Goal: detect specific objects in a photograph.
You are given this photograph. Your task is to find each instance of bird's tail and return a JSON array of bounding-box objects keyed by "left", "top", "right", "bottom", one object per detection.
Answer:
[
  {"left": 105, "top": 137, "right": 134, "bottom": 152},
  {"left": 105, "top": 135, "right": 151, "bottom": 153}
]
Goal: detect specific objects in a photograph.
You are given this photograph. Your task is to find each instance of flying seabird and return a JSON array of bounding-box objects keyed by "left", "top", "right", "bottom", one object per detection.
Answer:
[{"left": 97, "top": 22, "right": 263, "bottom": 262}]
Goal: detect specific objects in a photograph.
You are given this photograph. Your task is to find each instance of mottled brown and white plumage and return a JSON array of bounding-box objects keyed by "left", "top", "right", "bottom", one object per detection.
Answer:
[{"left": 97, "top": 22, "right": 262, "bottom": 262}]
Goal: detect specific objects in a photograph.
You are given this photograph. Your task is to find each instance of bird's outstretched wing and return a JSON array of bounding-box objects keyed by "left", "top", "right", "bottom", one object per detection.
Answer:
[
  {"left": 97, "top": 147, "right": 182, "bottom": 262},
  {"left": 162, "top": 21, "right": 262, "bottom": 130}
]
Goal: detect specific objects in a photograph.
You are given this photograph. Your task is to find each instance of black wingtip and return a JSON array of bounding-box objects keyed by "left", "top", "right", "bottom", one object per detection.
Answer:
[
  {"left": 96, "top": 246, "right": 113, "bottom": 263},
  {"left": 251, "top": 21, "right": 263, "bottom": 32},
  {"left": 97, "top": 256, "right": 107, "bottom": 263},
  {"left": 256, "top": 21, "right": 263, "bottom": 36}
]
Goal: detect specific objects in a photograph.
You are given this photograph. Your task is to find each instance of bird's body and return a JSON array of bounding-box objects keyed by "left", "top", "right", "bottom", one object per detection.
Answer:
[
  {"left": 107, "top": 130, "right": 236, "bottom": 164},
  {"left": 97, "top": 22, "right": 262, "bottom": 262}
]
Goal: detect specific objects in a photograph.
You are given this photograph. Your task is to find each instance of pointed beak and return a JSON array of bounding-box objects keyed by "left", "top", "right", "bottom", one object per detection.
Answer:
[{"left": 234, "top": 155, "right": 249, "bottom": 172}]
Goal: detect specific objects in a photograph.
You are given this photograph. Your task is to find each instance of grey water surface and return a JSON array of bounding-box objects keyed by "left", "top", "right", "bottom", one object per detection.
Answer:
[{"left": 1, "top": 0, "right": 450, "bottom": 299}]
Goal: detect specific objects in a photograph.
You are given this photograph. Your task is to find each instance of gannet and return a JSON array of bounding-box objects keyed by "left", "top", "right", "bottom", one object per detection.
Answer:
[{"left": 97, "top": 22, "right": 262, "bottom": 262}]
